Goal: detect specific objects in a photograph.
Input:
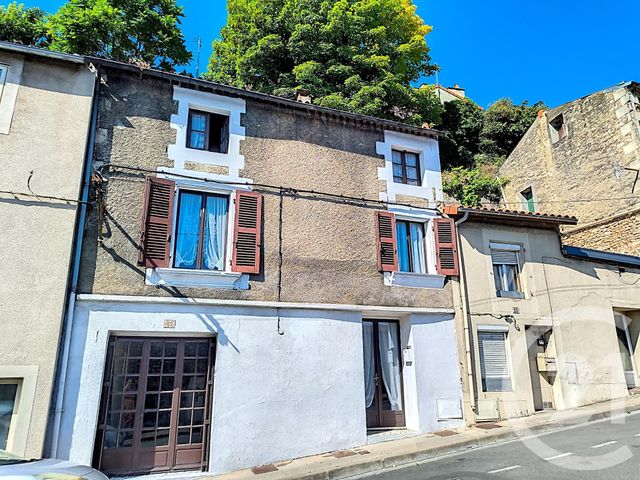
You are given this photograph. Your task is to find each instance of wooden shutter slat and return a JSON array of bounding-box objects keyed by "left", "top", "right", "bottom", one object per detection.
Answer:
[
  {"left": 138, "top": 177, "right": 175, "bottom": 268},
  {"left": 375, "top": 211, "right": 398, "bottom": 272},
  {"left": 434, "top": 217, "right": 459, "bottom": 276},
  {"left": 232, "top": 191, "right": 262, "bottom": 274}
]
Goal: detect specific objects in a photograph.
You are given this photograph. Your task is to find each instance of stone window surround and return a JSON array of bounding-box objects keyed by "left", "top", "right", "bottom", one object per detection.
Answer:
[
  {"left": 383, "top": 205, "right": 445, "bottom": 289},
  {"left": 0, "top": 55, "right": 24, "bottom": 135},
  {"left": 145, "top": 169, "right": 252, "bottom": 290},
  {"left": 376, "top": 130, "right": 443, "bottom": 205},
  {"left": 168, "top": 86, "right": 246, "bottom": 177},
  {"left": 0, "top": 365, "right": 38, "bottom": 457}
]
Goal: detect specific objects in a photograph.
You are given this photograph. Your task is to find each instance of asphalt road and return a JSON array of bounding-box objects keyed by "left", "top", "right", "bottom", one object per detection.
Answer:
[{"left": 357, "top": 412, "right": 640, "bottom": 479}]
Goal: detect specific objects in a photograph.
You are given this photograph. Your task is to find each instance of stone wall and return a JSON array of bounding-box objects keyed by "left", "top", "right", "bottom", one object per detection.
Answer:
[
  {"left": 562, "top": 209, "right": 640, "bottom": 256},
  {"left": 79, "top": 69, "right": 452, "bottom": 308},
  {"left": 499, "top": 84, "right": 640, "bottom": 255}
]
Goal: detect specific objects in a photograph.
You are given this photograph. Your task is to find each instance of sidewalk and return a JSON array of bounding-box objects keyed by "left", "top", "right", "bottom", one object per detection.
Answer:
[{"left": 209, "top": 396, "right": 640, "bottom": 480}]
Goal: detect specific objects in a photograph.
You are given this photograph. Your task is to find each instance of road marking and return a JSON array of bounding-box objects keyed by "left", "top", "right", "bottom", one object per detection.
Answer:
[
  {"left": 488, "top": 465, "right": 521, "bottom": 473},
  {"left": 591, "top": 441, "right": 617, "bottom": 449},
  {"left": 545, "top": 452, "right": 574, "bottom": 461},
  {"left": 634, "top": 433, "right": 640, "bottom": 437}
]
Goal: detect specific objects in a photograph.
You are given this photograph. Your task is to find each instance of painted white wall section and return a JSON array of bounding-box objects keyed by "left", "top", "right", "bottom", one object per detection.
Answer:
[
  {"left": 0, "top": 54, "right": 24, "bottom": 134},
  {"left": 376, "top": 130, "right": 443, "bottom": 204},
  {"left": 169, "top": 87, "right": 246, "bottom": 176},
  {"left": 58, "top": 298, "right": 462, "bottom": 475}
]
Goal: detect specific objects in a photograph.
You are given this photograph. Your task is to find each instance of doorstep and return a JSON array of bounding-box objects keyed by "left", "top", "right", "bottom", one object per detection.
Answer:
[{"left": 184, "top": 397, "right": 640, "bottom": 480}]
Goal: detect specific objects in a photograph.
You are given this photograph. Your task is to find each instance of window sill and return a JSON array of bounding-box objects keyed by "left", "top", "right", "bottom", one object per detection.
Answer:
[
  {"left": 145, "top": 268, "right": 249, "bottom": 290},
  {"left": 496, "top": 290, "right": 525, "bottom": 299},
  {"left": 383, "top": 271, "right": 445, "bottom": 289}
]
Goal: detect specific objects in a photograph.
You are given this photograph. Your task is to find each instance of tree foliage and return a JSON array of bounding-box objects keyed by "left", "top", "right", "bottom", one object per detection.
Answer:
[
  {"left": 0, "top": 3, "right": 47, "bottom": 46},
  {"left": 437, "top": 97, "right": 545, "bottom": 205},
  {"left": 206, "top": 0, "right": 442, "bottom": 125},
  {"left": 0, "top": 0, "right": 191, "bottom": 71}
]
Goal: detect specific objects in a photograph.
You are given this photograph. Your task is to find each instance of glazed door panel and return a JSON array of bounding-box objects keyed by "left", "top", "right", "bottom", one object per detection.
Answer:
[{"left": 94, "top": 337, "right": 214, "bottom": 475}]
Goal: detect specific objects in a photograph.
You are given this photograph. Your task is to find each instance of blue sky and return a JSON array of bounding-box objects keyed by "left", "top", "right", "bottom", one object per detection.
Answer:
[{"left": 19, "top": 0, "right": 639, "bottom": 108}]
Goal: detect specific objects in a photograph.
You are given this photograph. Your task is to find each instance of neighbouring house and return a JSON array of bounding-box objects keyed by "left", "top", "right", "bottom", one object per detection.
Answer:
[
  {"left": 0, "top": 43, "right": 96, "bottom": 457},
  {"left": 420, "top": 83, "right": 482, "bottom": 109},
  {"left": 500, "top": 82, "right": 640, "bottom": 256},
  {"left": 51, "top": 56, "right": 466, "bottom": 476},
  {"left": 448, "top": 206, "right": 640, "bottom": 422}
]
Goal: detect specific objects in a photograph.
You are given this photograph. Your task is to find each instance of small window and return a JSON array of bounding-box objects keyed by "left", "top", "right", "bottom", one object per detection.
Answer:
[
  {"left": 392, "top": 150, "right": 421, "bottom": 186},
  {"left": 521, "top": 187, "right": 535, "bottom": 213},
  {"left": 478, "top": 331, "right": 512, "bottom": 392},
  {"left": 396, "top": 220, "right": 427, "bottom": 273},
  {"left": 549, "top": 114, "right": 566, "bottom": 144},
  {"left": 0, "top": 64, "right": 8, "bottom": 101},
  {"left": 491, "top": 245, "right": 524, "bottom": 298},
  {"left": 174, "top": 191, "right": 228, "bottom": 271},
  {"left": 187, "top": 109, "right": 230, "bottom": 153},
  {"left": 0, "top": 380, "right": 19, "bottom": 450}
]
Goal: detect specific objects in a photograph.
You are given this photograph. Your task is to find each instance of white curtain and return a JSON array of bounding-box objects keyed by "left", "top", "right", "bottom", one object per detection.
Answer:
[
  {"left": 362, "top": 322, "right": 376, "bottom": 408},
  {"left": 409, "top": 223, "right": 426, "bottom": 274},
  {"left": 203, "top": 196, "right": 228, "bottom": 270},
  {"left": 378, "top": 322, "right": 402, "bottom": 411}
]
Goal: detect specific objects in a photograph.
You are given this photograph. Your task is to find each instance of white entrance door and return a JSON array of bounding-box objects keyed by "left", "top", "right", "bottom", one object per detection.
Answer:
[{"left": 615, "top": 313, "right": 636, "bottom": 388}]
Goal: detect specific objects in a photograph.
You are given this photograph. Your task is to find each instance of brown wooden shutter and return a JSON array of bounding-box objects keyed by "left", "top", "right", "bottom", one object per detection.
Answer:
[
  {"left": 434, "top": 218, "right": 459, "bottom": 276},
  {"left": 232, "top": 190, "right": 262, "bottom": 274},
  {"left": 375, "top": 211, "right": 398, "bottom": 272},
  {"left": 138, "top": 177, "right": 175, "bottom": 268}
]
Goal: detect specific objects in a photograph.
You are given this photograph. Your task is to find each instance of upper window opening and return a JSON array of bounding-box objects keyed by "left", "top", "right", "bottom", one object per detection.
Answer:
[
  {"left": 549, "top": 114, "right": 566, "bottom": 144},
  {"left": 174, "top": 191, "right": 228, "bottom": 271},
  {"left": 521, "top": 187, "right": 535, "bottom": 213},
  {"left": 187, "top": 109, "right": 230, "bottom": 153},
  {"left": 392, "top": 150, "right": 421, "bottom": 186},
  {"left": 491, "top": 244, "right": 524, "bottom": 298},
  {"left": 396, "top": 220, "right": 427, "bottom": 273}
]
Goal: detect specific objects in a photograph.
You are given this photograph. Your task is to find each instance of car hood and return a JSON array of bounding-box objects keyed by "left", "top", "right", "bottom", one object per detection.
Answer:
[{"left": 0, "top": 458, "right": 105, "bottom": 479}]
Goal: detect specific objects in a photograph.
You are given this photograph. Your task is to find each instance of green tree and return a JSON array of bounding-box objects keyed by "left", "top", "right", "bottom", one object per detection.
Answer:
[
  {"left": 47, "top": 0, "right": 191, "bottom": 70},
  {"left": 478, "top": 98, "right": 545, "bottom": 162},
  {"left": 437, "top": 98, "right": 484, "bottom": 169},
  {"left": 0, "top": 2, "right": 48, "bottom": 46},
  {"left": 442, "top": 165, "right": 507, "bottom": 207},
  {"left": 206, "top": 0, "right": 442, "bottom": 125}
]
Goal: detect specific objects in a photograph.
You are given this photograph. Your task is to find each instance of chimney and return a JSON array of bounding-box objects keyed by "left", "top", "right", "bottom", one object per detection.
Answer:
[
  {"left": 449, "top": 84, "right": 466, "bottom": 98},
  {"left": 296, "top": 88, "right": 312, "bottom": 104}
]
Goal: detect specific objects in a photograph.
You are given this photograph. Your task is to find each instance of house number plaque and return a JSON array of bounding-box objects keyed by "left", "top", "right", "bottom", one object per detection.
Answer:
[{"left": 163, "top": 319, "right": 177, "bottom": 329}]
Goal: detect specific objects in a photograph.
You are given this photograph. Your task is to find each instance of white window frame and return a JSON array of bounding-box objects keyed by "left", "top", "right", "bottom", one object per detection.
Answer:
[
  {"left": 477, "top": 327, "right": 513, "bottom": 393},
  {"left": 0, "top": 378, "right": 21, "bottom": 452},
  {"left": 383, "top": 207, "right": 445, "bottom": 289},
  {"left": 490, "top": 242, "right": 525, "bottom": 299},
  {"left": 145, "top": 174, "right": 252, "bottom": 289}
]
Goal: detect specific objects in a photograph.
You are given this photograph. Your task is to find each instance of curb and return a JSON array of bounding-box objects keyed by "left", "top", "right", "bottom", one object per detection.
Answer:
[{"left": 285, "top": 402, "right": 640, "bottom": 480}]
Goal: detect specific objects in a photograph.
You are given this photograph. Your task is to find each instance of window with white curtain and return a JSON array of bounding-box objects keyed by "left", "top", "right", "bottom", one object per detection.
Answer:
[
  {"left": 478, "top": 330, "right": 512, "bottom": 392},
  {"left": 173, "top": 190, "right": 228, "bottom": 271},
  {"left": 491, "top": 243, "right": 524, "bottom": 298},
  {"left": 396, "top": 220, "right": 427, "bottom": 274}
]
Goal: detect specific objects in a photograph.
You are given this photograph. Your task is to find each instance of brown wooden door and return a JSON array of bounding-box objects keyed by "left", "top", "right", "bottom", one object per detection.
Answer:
[
  {"left": 363, "top": 320, "right": 405, "bottom": 429},
  {"left": 93, "top": 337, "right": 215, "bottom": 475}
]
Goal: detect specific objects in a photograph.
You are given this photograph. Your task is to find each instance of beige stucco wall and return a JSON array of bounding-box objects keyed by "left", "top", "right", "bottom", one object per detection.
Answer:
[
  {"left": 79, "top": 71, "right": 452, "bottom": 309},
  {"left": 0, "top": 52, "right": 94, "bottom": 457},
  {"left": 457, "top": 221, "right": 640, "bottom": 421}
]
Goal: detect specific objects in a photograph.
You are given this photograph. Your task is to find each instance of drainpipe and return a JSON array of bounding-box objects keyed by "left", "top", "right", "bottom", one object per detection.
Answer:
[
  {"left": 50, "top": 64, "right": 101, "bottom": 458},
  {"left": 455, "top": 210, "right": 478, "bottom": 415}
]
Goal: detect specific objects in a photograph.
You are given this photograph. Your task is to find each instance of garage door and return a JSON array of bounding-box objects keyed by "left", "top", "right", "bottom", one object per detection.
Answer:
[{"left": 93, "top": 337, "right": 215, "bottom": 475}]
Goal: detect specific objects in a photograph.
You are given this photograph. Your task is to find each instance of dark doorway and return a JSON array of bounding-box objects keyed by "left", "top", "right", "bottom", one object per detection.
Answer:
[
  {"left": 363, "top": 320, "right": 405, "bottom": 428},
  {"left": 93, "top": 336, "right": 215, "bottom": 475}
]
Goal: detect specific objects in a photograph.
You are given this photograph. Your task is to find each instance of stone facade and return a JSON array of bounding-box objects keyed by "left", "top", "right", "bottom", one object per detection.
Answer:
[
  {"left": 500, "top": 82, "right": 640, "bottom": 255},
  {"left": 80, "top": 69, "right": 452, "bottom": 308}
]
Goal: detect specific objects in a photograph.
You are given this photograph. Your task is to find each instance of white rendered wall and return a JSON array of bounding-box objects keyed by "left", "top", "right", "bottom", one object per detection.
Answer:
[{"left": 57, "top": 298, "right": 462, "bottom": 474}]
